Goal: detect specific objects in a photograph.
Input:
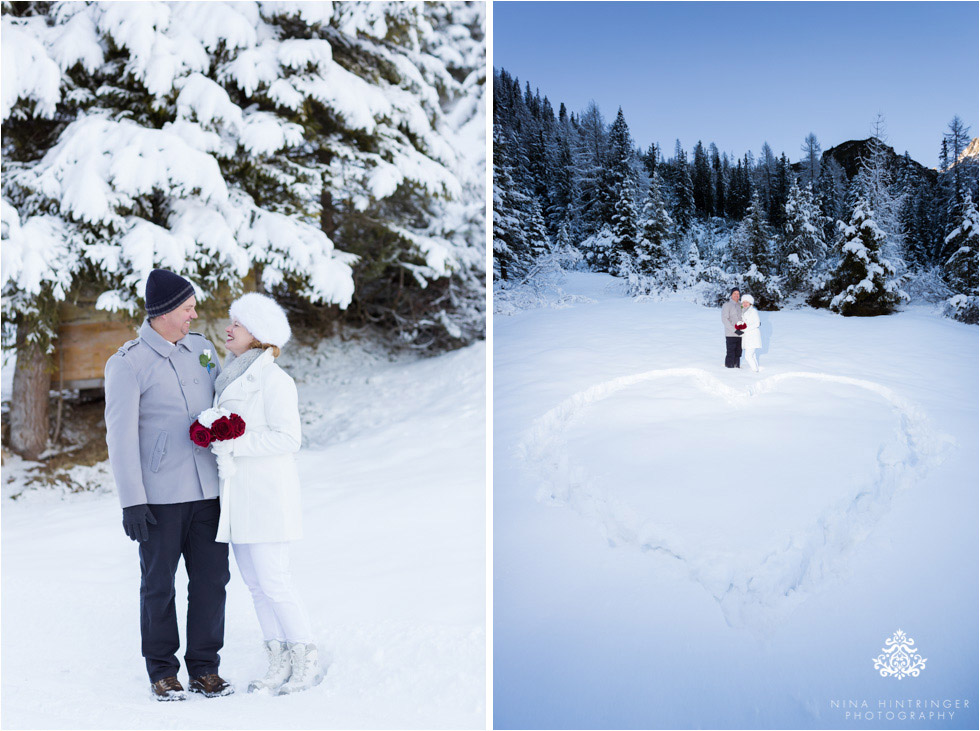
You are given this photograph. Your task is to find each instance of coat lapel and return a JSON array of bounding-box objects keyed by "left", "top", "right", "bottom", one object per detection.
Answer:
[{"left": 215, "top": 349, "right": 271, "bottom": 408}]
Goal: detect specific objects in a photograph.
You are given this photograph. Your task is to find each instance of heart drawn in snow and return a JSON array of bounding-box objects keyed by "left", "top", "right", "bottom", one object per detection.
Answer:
[{"left": 518, "top": 369, "right": 952, "bottom": 629}]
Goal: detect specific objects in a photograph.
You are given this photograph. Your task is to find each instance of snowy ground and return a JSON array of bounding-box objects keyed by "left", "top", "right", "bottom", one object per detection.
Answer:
[
  {"left": 494, "top": 272, "right": 978, "bottom": 730},
  {"left": 1, "top": 338, "right": 486, "bottom": 730}
]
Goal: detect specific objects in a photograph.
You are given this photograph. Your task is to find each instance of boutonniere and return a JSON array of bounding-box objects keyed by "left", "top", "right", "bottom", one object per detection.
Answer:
[{"left": 199, "top": 349, "right": 214, "bottom": 374}]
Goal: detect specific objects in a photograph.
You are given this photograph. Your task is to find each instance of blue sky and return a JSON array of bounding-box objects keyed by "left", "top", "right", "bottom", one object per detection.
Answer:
[{"left": 492, "top": 1, "right": 979, "bottom": 168}]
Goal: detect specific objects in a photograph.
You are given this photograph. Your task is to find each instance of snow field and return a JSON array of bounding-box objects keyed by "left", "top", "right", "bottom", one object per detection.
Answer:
[
  {"left": 494, "top": 272, "right": 978, "bottom": 729},
  {"left": 1, "top": 341, "right": 486, "bottom": 730},
  {"left": 521, "top": 367, "right": 951, "bottom": 631}
]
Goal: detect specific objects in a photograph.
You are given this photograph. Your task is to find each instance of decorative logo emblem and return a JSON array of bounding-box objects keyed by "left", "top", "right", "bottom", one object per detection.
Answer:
[
  {"left": 873, "top": 630, "right": 927, "bottom": 679},
  {"left": 200, "top": 349, "right": 214, "bottom": 374}
]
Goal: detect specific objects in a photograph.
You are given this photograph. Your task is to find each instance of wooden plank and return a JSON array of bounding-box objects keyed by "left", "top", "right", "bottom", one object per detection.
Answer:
[{"left": 51, "top": 321, "right": 138, "bottom": 385}]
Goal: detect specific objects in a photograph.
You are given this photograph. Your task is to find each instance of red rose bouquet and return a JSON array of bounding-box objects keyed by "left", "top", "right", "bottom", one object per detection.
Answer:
[
  {"left": 189, "top": 408, "right": 246, "bottom": 446},
  {"left": 190, "top": 408, "right": 247, "bottom": 482}
]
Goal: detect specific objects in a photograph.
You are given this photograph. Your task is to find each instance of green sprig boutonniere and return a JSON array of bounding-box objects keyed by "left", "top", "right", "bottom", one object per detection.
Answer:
[{"left": 200, "top": 349, "right": 214, "bottom": 374}]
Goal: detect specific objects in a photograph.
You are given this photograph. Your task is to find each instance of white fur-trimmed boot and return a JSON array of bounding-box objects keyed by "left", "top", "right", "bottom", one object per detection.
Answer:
[
  {"left": 248, "top": 640, "right": 292, "bottom": 694},
  {"left": 277, "top": 642, "right": 324, "bottom": 695}
]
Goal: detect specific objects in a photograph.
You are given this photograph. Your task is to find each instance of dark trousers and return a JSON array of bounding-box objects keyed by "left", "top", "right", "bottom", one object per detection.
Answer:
[
  {"left": 725, "top": 336, "right": 742, "bottom": 368},
  {"left": 139, "top": 498, "right": 230, "bottom": 682}
]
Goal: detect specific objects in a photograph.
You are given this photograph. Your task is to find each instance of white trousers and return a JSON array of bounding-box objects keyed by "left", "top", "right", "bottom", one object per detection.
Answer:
[
  {"left": 232, "top": 542, "right": 313, "bottom": 644},
  {"left": 743, "top": 348, "right": 759, "bottom": 371}
]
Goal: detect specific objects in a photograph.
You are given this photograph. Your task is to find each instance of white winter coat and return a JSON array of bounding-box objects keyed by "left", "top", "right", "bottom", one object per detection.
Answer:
[
  {"left": 213, "top": 348, "right": 303, "bottom": 543},
  {"left": 740, "top": 306, "right": 762, "bottom": 351}
]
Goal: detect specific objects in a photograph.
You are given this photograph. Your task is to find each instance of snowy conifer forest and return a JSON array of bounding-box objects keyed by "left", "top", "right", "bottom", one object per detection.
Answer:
[{"left": 493, "top": 68, "right": 979, "bottom": 324}]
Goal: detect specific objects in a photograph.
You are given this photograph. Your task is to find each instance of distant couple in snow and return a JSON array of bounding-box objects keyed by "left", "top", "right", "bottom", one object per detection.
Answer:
[
  {"left": 104, "top": 269, "right": 322, "bottom": 701},
  {"left": 721, "top": 287, "right": 761, "bottom": 371}
]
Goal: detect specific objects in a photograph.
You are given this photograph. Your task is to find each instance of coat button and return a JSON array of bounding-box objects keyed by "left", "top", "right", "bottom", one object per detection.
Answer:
[
  {"left": 181, "top": 379, "right": 187, "bottom": 385},
  {"left": 247, "top": 375, "right": 254, "bottom": 381},
  {"left": 194, "top": 378, "right": 199, "bottom": 384}
]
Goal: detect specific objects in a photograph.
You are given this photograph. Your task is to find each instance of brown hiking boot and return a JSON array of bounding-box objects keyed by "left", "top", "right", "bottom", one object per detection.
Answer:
[
  {"left": 188, "top": 673, "right": 235, "bottom": 697},
  {"left": 150, "top": 676, "right": 186, "bottom": 701}
]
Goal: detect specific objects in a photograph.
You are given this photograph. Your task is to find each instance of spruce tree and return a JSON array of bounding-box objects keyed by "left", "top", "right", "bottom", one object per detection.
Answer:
[
  {"left": 692, "top": 140, "right": 713, "bottom": 218},
  {"left": 734, "top": 191, "right": 773, "bottom": 274},
  {"left": 636, "top": 172, "right": 674, "bottom": 274},
  {"left": 733, "top": 191, "right": 780, "bottom": 308},
  {"left": 942, "top": 193, "right": 979, "bottom": 324},
  {"left": 825, "top": 198, "right": 904, "bottom": 316},
  {"left": 606, "top": 108, "right": 640, "bottom": 263},
  {"left": 527, "top": 196, "right": 551, "bottom": 260},
  {"left": 781, "top": 181, "right": 826, "bottom": 293},
  {"left": 671, "top": 147, "right": 695, "bottom": 233}
]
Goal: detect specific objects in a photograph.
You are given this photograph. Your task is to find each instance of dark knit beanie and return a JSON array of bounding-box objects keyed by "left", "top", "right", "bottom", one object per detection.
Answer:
[
  {"left": 730, "top": 287, "right": 740, "bottom": 296},
  {"left": 145, "top": 269, "right": 195, "bottom": 317}
]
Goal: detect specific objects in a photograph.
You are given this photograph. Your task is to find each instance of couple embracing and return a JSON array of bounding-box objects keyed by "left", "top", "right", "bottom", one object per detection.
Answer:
[
  {"left": 721, "top": 287, "right": 762, "bottom": 371},
  {"left": 104, "top": 269, "right": 321, "bottom": 701}
]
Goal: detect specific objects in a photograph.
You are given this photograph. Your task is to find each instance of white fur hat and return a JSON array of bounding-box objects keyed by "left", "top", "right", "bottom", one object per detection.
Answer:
[
  {"left": 229, "top": 293, "right": 291, "bottom": 348},
  {"left": 740, "top": 294, "right": 755, "bottom": 306}
]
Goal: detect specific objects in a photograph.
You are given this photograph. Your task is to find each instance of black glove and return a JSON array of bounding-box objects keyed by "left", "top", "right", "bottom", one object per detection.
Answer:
[
  {"left": 735, "top": 330, "right": 743, "bottom": 336},
  {"left": 122, "top": 504, "right": 157, "bottom": 542}
]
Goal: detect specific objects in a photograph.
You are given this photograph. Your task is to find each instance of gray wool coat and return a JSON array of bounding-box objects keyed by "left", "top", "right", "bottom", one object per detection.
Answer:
[
  {"left": 105, "top": 320, "right": 222, "bottom": 508},
  {"left": 721, "top": 299, "right": 742, "bottom": 337}
]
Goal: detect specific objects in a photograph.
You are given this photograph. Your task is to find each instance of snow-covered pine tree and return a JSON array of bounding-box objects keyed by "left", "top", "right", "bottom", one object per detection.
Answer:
[
  {"left": 3, "top": 1, "right": 485, "bottom": 457},
  {"left": 712, "top": 145, "right": 727, "bottom": 218},
  {"left": 527, "top": 196, "right": 551, "bottom": 261},
  {"left": 635, "top": 171, "right": 674, "bottom": 275},
  {"left": 726, "top": 156, "right": 751, "bottom": 219},
  {"left": 734, "top": 191, "right": 773, "bottom": 274},
  {"left": 781, "top": 181, "right": 826, "bottom": 294},
  {"left": 4, "top": 2, "right": 484, "bottom": 345},
  {"left": 679, "top": 239, "right": 703, "bottom": 288},
  {"left": 942, "top": 193, "right": 979, "bottom": 324},
  {"left": 323, "top": 2, "right": 486, "bottom": 348},
  {"left": 730, "top": 191, "right": 780, "bottom": 308},
  {"left": 825, "top": 197, "right": 905, "bottom": 316},
  {"left": 756, "top": 142, "right": 777, "bottom": 220},
  {"left": 671, "top": 144, "right": 695, "bottom": 233},
  {"left": 580, "top": 225, "right": 615, "bottom": 272},
  {"left": 899, "top": 175, "right": 938, "bottom": 269},
  {"left": 605, "top": 108, "right": 640, "bottom": 268},
  {"left": 769, "top": 153, "right": 792, "bottom": 230},
  {"left": 546, "top": 125, "right": 575, "bottom": 237},
  {"left": 692, "top": 140, "right": 713, "bottom": 218}
]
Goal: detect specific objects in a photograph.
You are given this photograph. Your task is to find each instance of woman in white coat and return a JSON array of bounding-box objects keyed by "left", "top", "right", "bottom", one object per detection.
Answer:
[
  {"left": 739, "top": 294, "right": 762, "bottom": 371},
  {"left": 210, "top": 293, "right": 321, "bottom": 695}
]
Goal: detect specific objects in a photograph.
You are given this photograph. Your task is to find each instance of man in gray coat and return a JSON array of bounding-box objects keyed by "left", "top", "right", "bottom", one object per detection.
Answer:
[
  {"left": 721, "top": 287, "right": 743, "bottom": 368},
  {"left": 105, "top": 269, "right": 232, "bottom": 701}
]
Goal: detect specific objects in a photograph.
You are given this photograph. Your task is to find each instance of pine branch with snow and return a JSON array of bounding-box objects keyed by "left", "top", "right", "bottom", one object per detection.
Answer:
[{"left": 2, "top": 1, "right": 485, "bottom": 352}]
